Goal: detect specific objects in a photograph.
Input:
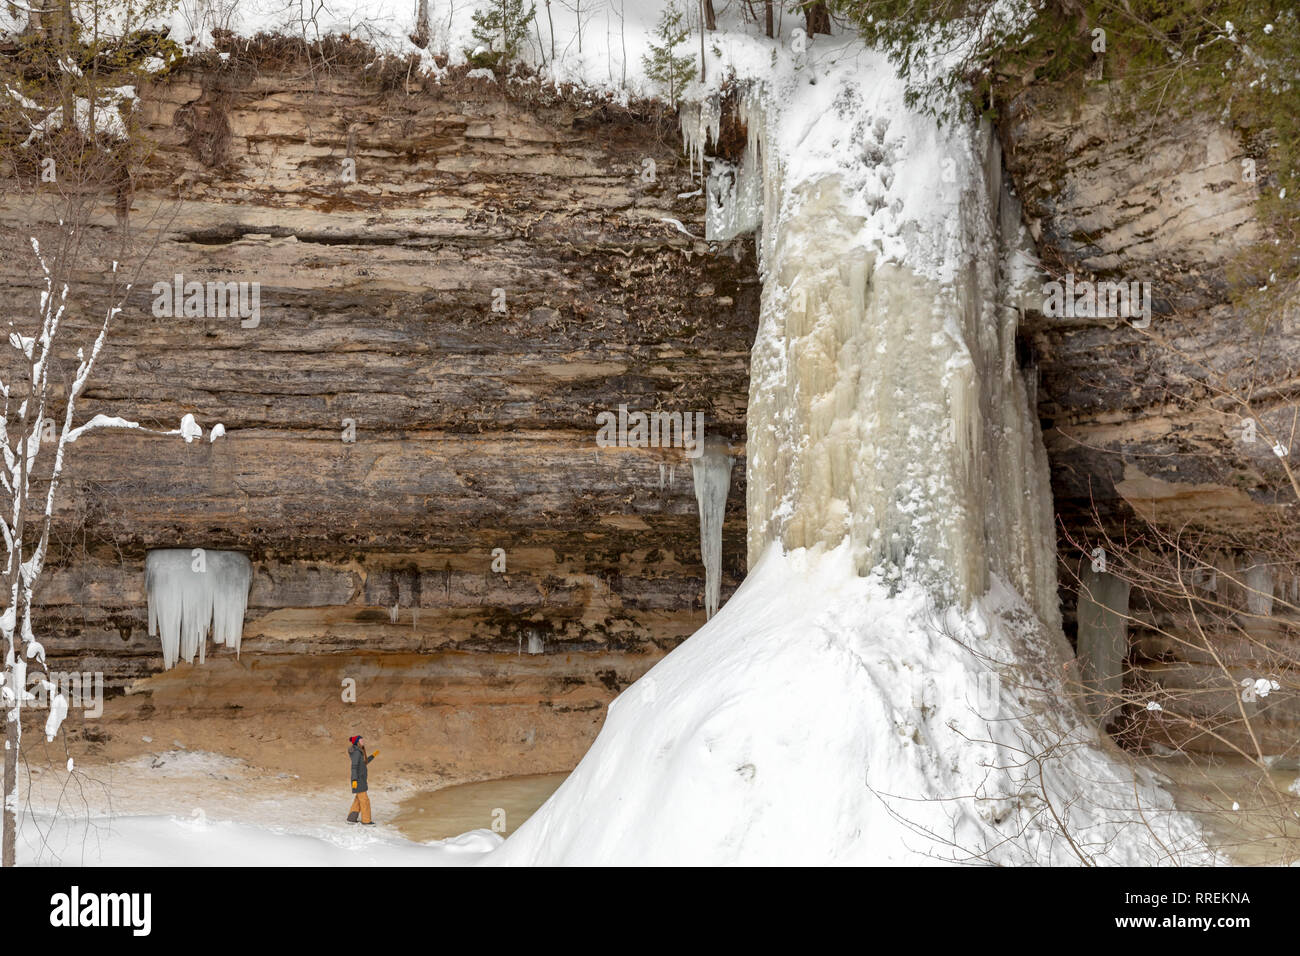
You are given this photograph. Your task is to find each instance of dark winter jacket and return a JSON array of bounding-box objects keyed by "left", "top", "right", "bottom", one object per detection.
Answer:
[{"left": 349, "top": 744, "right": 375, "bottom": 793}]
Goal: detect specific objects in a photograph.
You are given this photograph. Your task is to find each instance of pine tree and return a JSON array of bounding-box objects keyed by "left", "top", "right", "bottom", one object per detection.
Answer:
[
  {"left": 468, "top": 0, "right": 537, "bottom": 70},
  {"left": 642, "top": 3, "right": 697, "bottom": 105}
]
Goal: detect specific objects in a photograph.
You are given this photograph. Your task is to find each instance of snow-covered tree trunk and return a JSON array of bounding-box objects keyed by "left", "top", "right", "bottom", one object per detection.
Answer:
[
  {"left": 0, "top": 244, "right": 125, "bottom": 866},
  {"left": 0, "top": 237, "right": 207, "bottom": 865},
  {"left": 413, "top": 0, "right": 431, "bottom": 48},
  {"left": 0, "top": 0, "right": 195, "bottom": 864}
]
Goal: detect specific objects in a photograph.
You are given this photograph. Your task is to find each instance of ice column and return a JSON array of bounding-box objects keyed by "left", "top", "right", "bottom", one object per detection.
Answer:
[
  {"left": 145, "top": 549, "right": 253, "bottom": 669},
  {"left": 1243, "top": 555, "right": 1275, "bottom": 617},
  {"left": 1076, "top": 566, "right": 1132, "bottom": 721},
  {"left": 691, "top": 447, "right": 734, "bottom": 619}
]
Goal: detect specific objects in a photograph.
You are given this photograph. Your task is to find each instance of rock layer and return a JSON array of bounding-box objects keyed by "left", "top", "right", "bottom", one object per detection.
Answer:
[
  {"left": 0, "top": 59, "right": 757, "bottom": 779},
  {"left": 1002, "top": 79, "right": 1300, "bottom": 755}
]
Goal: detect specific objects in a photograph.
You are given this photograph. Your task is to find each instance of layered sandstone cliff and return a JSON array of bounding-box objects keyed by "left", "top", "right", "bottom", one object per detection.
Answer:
[
  {"left": 5, "top": 45, "right": 1293, "bottom": 775},
  {"left": 1003, "top": 79, "right": 1300, "bottom": 755},
  {"left": 0, "top": 52, "right": 757, "bottom": 781}
]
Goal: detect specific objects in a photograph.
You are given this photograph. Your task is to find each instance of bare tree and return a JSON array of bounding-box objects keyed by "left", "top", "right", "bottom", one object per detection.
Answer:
[
  {"left": 1046, "top": 280, "right": 1300, "bottom": 863},
  {"left": 412, "top": 0, "right": 431, "bottom": 48},
  {"left": 543, "top": 0, "right": 555, "bottom": 62},
  {"left": 556, "top": 0, "right": 592, "bottom": 56},
  {"left": 696, "top": 0, "right": 704, "bottom": 82},
  {"left": 0, "top": 0, "right": 190, "bottom": 866}
]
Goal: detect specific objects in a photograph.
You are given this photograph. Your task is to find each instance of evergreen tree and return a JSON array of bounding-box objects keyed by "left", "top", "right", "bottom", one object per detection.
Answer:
[
  {"left": 642, "top": 2, "right": 697, "bottom": 105},
  {"left": 468, "top": 0, "right": 537, "bottom": 70}
]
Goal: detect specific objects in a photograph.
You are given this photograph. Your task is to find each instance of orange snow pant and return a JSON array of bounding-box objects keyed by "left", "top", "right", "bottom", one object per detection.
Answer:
[{"left": 348, "top": 792, "right": 372, "bottom": 824}]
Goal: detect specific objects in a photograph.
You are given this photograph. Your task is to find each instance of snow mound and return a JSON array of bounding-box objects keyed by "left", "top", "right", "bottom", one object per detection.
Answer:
[{"left": 490, "top": 544, "right": 1211, "bottom": 865}]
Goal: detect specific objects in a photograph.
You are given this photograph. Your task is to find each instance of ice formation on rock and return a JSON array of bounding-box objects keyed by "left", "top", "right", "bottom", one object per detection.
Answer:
[
  {"left": 692, "top": 91, "right": 1059, "bottom": 627},
  {"left": 690, "top": 447, "right": 734, "bottom": 619},
  {"left": 1243, "top": 555, "right": 1275, "bottom": 617},
  {"left": 145, "top": 549, "right": 252, "bottom": 669},
  {"left": 1076, "top": 566, "right": 1132, "bottom": 720}
]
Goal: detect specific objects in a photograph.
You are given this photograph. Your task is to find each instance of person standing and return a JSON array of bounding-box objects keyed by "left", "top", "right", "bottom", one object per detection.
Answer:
[{"left": 346, "top": 734, "right": 379, "bottom": 825}]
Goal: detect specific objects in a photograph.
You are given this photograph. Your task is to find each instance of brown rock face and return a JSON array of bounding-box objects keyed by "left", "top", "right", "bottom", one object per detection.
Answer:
[
  {"left": 8, "top": 56, "right": 1287, "bottom": 774},
  {"left": 0, "top": 61, "right": 758, "bottom": 780},
  {"left": 1002, "top": 80, "right": 1300, "bottom": 755}
]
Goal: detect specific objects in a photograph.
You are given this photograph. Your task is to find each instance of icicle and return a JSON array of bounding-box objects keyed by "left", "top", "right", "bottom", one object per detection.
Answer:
[
  {"left": 145, "top": 549, "right": 252, "bottom": 669},
  {"left": 679, "top": 94, "right": 722, "bottom": 181},
  {"left": 527, "top": 632, "right": 544, "bottom": 655},
  {"left": 679, "top": 103, "right": 701, "bottom": 179},
  {"left": 389, "top": 603, "right": 400, "bottom": 624},
  {"left": 1077, "top": 566, "right": 1131, "bottom": 722},
  {"left": 658, "top": 462, "right": 678, "bottom": 490},
  {"left": 705, "top": 146, "right": 763, "bottom": 241},
  {"left": 691, "top": 447, "right": 734, "bottom": 619},
  {"left": 1212, "top": 552, "right": 1233, "bottom": 594}
]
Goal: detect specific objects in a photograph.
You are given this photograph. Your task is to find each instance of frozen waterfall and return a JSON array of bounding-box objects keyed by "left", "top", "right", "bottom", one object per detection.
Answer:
[
  {"left": 490, "top": 38, "right": 1210, "bottom": 866},
  {"left": 145, "top": 549, "right": 252, "bottom": 669},
  {"left": 700, "top": 94, "right": 1059, "bottom": 628}
]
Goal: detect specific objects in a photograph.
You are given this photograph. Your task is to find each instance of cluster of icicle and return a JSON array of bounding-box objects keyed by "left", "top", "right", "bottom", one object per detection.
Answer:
[
  {"left": 1191, "top": 551, "right": 1282, "bottom": 616},
  {"left": 1078, "top": 551, "right": 1286, "bottom": 719},
  {"left": 145, "top": 549, "right": 252, "bottom": 668}
]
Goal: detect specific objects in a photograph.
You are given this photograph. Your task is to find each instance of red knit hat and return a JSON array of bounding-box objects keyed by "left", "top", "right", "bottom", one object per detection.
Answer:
[{"left": 349, "top": 735, "right": 361, "bottom": 745}]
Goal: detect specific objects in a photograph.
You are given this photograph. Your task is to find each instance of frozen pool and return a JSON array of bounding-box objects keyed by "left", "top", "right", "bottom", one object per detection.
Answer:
[{"left": 390, "top": 772, "right": 568, "bottom": 842}]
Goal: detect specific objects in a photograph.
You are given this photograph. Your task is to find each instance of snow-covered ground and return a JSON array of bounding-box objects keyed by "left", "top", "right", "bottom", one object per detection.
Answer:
[
  {"left": 4, "top": 0, "right": 728, "bottom": 102},
  {"left": 24, "top": 811, "right": 497, "bottom": 866},
  {"left": 18, "top": 750, "right": 501, "bottom": 866}
]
